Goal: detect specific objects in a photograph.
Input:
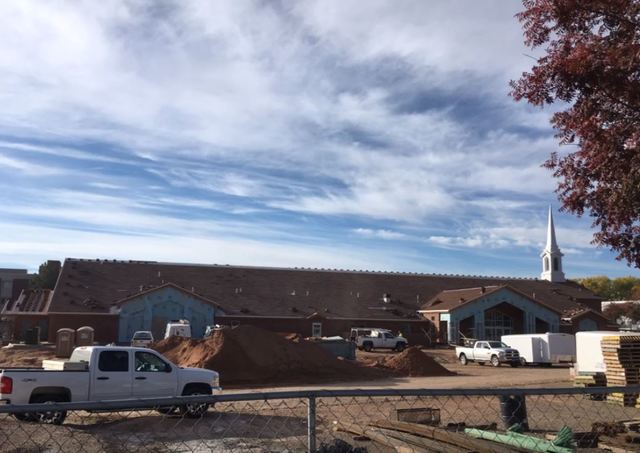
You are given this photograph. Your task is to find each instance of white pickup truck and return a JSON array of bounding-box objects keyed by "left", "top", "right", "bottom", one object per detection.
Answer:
[
  {"left": 0, "top": 346, "right": 220, "bottom": 424},
  {"left": 455, "top": 340, "right": 521, "bottom": 367},
  {"left": 355, "top": 329, "right": 408, "bottom": 352}
]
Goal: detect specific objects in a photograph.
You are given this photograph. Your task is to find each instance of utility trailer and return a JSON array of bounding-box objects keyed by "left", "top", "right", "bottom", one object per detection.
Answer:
[{"left": 501, "top": 333, "right": 575, "bottom": 366}]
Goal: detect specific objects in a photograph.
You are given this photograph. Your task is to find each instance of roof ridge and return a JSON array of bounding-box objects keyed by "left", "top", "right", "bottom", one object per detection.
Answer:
[{"left": 64, "top": 258, "right": 537, "bottom": 280}]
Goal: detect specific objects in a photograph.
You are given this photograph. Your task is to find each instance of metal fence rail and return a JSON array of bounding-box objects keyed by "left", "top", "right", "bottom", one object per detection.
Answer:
[{"left": 1, "top": 386, "right": 640, "bottom": 452}]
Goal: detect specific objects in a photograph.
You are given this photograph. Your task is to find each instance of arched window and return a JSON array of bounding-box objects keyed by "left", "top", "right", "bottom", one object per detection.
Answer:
[
  {"left": 553, "top": 257, "right": 559, "bottom": 271},
  {"left": 544, "top": 257, "right": 549, "bottom": 272}
]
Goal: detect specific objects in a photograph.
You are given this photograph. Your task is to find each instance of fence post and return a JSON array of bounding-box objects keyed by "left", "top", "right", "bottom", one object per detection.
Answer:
[{"left": 307, "top": 396, "right": 316, "bottom": 452}]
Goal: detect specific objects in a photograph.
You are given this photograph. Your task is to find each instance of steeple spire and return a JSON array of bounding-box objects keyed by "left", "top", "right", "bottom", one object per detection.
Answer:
[
  {"left": 540, "top": 206, "right": 565, "bottom": 282},
  {"left": 545, "top": 205, "right": 560, "bottom": 253}
]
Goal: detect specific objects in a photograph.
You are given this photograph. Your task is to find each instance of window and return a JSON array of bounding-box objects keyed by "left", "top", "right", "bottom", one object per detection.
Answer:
[
  {"left": 135, "top": 352, "right": 170, "bottom": 372},
  {"left": 544, "top": 257, "right": 549, "bottom": 272},
  {"left": 384, "top": 333, "right": 394, "bottom": 339},
  {"left": 98, "top": 351, "right": 129, "bottom": 372},
  {"left": 553, "top": 257, "right": 559, "bottom": 271},
  {"left": 312, "top": 322, "right": 322, "bottom": 338}
]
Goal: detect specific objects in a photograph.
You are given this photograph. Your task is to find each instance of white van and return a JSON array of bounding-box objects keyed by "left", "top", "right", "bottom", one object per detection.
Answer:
[
  {"left": 502, "top": 333, "right": 576, "bottom": 366},
  {"left": 164, "top": 320, "right": 192, "bottom": 339}
]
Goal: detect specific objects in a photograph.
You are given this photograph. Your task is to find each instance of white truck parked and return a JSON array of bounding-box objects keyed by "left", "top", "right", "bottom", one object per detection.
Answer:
[
  {"left": 502, "top": 333, "right": 576, "bottom": 366},
  {"left": 455, "top": 340, "right": 521, "bottom": 367},
  {"left": 354, "top": 329, "right": 408, "bottom": 352},
  {"left": 0, "top": 346, "right": 220, "bottom": 424}
]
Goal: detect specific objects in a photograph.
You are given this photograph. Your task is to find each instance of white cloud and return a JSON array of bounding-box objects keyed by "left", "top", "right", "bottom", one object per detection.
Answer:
[
  {"left": 1, "top": 1, "right": 635, "bottom": 277},
  {"left": 353, "top": 228, "right": 406, "bottom": 240}
]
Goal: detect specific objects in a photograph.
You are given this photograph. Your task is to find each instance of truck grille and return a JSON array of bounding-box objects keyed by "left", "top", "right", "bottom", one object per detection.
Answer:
[{"left": 504, "top": 351, "right": 519, "bottom": 360}]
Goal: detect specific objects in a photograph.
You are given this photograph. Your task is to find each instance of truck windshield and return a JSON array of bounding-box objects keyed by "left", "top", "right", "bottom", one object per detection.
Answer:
[
  {"left": 488, "top": 341, "right": 509, "bottom": 348},
  {"left": 133, "top": 332, "right": 152, "bottom": 340}
]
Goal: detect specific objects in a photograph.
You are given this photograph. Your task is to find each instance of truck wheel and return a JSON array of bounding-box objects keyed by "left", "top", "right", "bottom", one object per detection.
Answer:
[
  {"left": 490, "top": 355, "right": 500, "bottom": 367},
  {"left": 459, "top": 353, "right": 468, "bottom": 365},
  {"left": 395, "top": 342, "right": 406, "bottom": 352},
  {"left": 520, "top": 358, "right": 527, "bottom": 367},
  {"left": 181, "top": 387, "right": 211, "bottom": 418},
  {"left": 13, "top": 412, "right": 36, "bottom": 422},
  {"left": 32, "top": 395, "right": 67, "bottom": 425},
  {"left": 363, "top": 342, "right": 373, "bottom": 352}
]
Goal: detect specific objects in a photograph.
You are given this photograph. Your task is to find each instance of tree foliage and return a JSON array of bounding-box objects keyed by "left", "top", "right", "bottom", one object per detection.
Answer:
[
  {"left": 30, "top": 261, "right": 60, "bottom": 290},
  {"left": 577, "top": 275, "right": 640, "bottom": 300},
  {"left": 511, "top": 0, "right": 640, "bottom": 267},
  {"left": 603, "top": 301, "right": 640, "bottom": 322}
]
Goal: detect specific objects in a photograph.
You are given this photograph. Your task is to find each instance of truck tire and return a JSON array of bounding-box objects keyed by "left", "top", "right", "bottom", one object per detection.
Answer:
[
  {"left": 395, "top": 342, "right": 406, "bottom": 352},
  {"left": 459, "top": 353, "right": 468, "bottom": 365},
  {"left": 180, "top": 385, "right": 211, "bottom": 418},
  {"left": 363, "top": 342, "right": 373, "bottom": 352},
  {"left": 13, "top": 412, "right": 35, "bottom": 422},
  {"left": 490, "top": 355, "right": 500, "bottom": 367},
  {"left": 31, "top": 395, "right": 67, "bottom": 425},
  {"left": 520, "top": 357, "right": 527, "bottom": 367}
]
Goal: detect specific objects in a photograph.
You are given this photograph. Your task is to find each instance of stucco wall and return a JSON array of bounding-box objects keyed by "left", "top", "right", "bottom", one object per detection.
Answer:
[
  {"left": 117, "top": 286, "right": 217, "bottom": 341},
  {"left": 447, "top": 288, "right": 560, "bottom": 343}
]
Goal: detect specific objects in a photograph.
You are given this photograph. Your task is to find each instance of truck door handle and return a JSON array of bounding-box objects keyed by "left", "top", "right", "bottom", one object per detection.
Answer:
[
  {"left": 135, "top": 377, "right": 146, "bottom": 380},
  {"left": 96, "top": 377, "right": 109, "bottom": 380}
]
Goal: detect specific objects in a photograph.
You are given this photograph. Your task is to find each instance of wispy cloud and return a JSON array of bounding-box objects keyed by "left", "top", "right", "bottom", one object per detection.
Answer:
[
  {"left": 353, "top": 228, "right": 406, "bottom": 240},
  {"left": 0, "top": 1, "right": 636, "bottom": 278}
]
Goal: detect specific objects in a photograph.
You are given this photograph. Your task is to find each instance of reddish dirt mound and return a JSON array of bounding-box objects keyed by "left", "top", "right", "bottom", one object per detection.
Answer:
[
  {"left": 152, "top": 325, "right": 390, "bottom": 386},
  {"left": 0, "top": 345, "right": 57, "bottom": 367},
  {"left": 379, "top": 347, "right": 455, "bottom": 377}
]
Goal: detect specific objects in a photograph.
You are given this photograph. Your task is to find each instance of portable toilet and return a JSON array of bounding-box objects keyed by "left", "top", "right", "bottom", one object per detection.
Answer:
[
  {"left": 55, "top": 328, "right": 75, "bottom": 358},
  {"left": 76, "top": 326, "right": 94, "bottom": 346},
  {"left": 24, "top": 327, "right": 40, "bottom": 345}
]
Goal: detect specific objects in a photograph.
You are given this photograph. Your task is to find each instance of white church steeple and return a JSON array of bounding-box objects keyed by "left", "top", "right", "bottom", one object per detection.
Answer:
[{"left": 540, "top": 206, "right": 565, "bottom": 282}]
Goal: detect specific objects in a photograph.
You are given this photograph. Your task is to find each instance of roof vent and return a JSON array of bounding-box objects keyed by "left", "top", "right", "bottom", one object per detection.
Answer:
[
  {"left": 382, "top": 293, "right": 392, "bottom": 304},
  {"left": 459, "top": 298, "right": 465, "bottom": 304}
]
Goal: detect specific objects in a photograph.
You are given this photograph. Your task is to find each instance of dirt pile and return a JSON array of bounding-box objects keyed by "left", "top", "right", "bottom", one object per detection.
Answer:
[
  {"left": 379, "top": 347, "right": 455, "bottom": 377},
  {"left": 153, "top": 325, "right": 389, "bottom": 386},
  {"left": 0, "top": 345, "right": 57, "bottom": 367}
]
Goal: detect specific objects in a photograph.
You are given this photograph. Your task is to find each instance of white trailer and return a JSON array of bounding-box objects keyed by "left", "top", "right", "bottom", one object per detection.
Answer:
[
  {"left": 575, "top": 331, "right": 635, "bottom": 373},
  {"left": 501, "top": 333, "right": 576, "bottom": 366}
]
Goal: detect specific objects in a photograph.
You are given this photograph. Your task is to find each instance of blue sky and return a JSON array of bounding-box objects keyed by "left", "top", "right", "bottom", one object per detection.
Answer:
[{"left": 0, "top": 1, "right": 637, "bottom": 278}]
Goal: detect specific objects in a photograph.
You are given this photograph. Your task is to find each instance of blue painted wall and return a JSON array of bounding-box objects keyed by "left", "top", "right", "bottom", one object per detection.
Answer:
[
  {"left": 117, "top": 286, "right": 217, "bottom": 342},
  {"left": 447, "top": 287, "right": 560, "bottom": 343}
]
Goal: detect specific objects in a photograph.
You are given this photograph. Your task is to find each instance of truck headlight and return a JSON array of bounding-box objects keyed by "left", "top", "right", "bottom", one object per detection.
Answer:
[{"left": 498, "top": 352, "right": 505, "bottom": 357}]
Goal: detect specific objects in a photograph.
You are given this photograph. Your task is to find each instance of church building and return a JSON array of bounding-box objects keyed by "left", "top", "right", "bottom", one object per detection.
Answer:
[{"left": 2, "top": 209, "right": 613, "bottom": 344}]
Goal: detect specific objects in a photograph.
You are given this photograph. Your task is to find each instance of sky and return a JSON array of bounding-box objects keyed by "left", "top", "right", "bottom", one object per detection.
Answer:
[{"left": 0, "top": 0, "right": 637, "bottom": 279}]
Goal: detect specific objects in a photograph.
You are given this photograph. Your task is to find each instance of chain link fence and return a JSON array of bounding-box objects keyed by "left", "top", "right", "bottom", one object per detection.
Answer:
[{"left": 2, "top": 386, "right": 640, "bottom": 452}]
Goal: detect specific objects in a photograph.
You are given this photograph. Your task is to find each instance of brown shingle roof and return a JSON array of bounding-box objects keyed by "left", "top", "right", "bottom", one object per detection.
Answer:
[
  {"left": 47, "top": 258, "right": 599, "bottom": 319},
  {"left": 113, "top": 282, "right": 227, "bottom": 312},
  {"left": 420, "top": 284, "right": 563, "bottom": 314}
]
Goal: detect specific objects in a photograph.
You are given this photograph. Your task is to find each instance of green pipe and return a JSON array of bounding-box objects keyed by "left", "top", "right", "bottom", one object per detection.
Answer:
[{"left": 464, "top": 428, "right": 574, "bottom": 453}]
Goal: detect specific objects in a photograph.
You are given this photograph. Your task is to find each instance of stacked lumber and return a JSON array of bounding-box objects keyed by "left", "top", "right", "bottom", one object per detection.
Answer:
[
  {"left": 573, "top": 372, "right": 606, "bottom": 388},
  {"left": 601, "top": 335, "right": 640, "bottom": 407}
]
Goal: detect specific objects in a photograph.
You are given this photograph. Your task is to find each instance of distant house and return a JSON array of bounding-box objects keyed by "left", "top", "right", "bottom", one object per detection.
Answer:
[{"left": 1, "top": 209, "right": 612, "bottom": 344}]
